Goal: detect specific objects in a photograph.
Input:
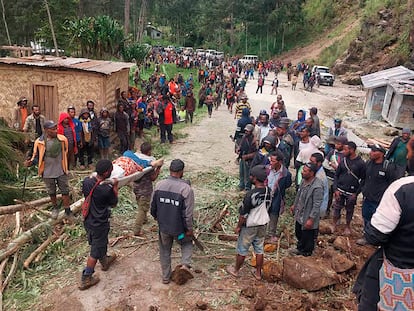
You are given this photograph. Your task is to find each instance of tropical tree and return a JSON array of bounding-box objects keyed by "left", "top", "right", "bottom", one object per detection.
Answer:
[{"left": 68, "top": 15, "right": 124, "bottom": 59}]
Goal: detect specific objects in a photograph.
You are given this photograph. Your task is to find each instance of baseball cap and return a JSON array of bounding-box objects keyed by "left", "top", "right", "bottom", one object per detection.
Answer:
[
  {"left": 334, "top": 136, "right": 348, "bottom": 144},
  {"left": 334, "top": 118, "right": 342, "bottom": 123},
  {"left": 402, "top": 128, "right": 411, "bottom": 134},
  {"left": 245, "top": 124, "right": 254, "bottom": 132},
  {"left": 43, "top": 120, "right": 57, "bottom": 129},
  {"left": 262, "top": 135, "right": 276, "bottom": 146},
  {"left": 250, "top": 165, "right": 267, "bottom": 182},
  {"left": 259, "top": 109, "right": 267, "bottom": 115},
  {"left": 369, "top": 143, "right": 386, "bottom": 153},
  {"left": 170, "top": 159, "right": 185, "bottom": 172}
]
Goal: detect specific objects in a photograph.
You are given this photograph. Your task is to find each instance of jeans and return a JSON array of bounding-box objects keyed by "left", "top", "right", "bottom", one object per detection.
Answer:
[
  {"left": 158, "top": 231, "right": 193, "bottom": 282},
  {"left": 239, "top": 159, "right": 251, "bottom": 190},
  {"left": 362, "top": 199, "right": 379, "bottom": 229},
  {"left": 160, "top": 123, "right": 173, "bottom": 143}
]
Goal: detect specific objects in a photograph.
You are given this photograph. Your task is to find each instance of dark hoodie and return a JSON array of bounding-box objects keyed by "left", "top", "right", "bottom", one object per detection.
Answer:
[
  {"left": 57, "top": 112, "right": 77, "bottom": 154},
  {"left": 234, "top": 108, "right": 251, "bottom": 140}
]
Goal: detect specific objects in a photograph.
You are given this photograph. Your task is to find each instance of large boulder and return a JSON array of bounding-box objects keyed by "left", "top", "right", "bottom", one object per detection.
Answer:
[
  {"left": 283, "top": 256, "right": 339, "bottom": 291},
  {"left": 340, "top": 72, "right": 363, "bottom": 85}
]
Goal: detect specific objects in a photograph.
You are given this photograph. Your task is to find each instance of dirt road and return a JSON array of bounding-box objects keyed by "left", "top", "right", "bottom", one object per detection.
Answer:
[{"left": 42, "top": 72, "right": 377, "bottom": 311}]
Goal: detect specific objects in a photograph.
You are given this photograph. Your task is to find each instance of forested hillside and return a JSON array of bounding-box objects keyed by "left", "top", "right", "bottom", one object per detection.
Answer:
[{"left": 0, "top": 0, "right": 413, "bottom": 71}]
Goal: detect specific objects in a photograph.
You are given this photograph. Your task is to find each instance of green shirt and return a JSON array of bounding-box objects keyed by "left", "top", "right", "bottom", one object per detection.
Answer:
[{"left": 391, "top": 141, "right": 408, "bottom": 167}]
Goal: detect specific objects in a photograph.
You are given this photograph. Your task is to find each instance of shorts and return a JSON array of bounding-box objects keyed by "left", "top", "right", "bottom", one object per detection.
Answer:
[
  {"left": 236, "top": 225, "right": 266, "bottom": 256},
  {"left": 43, "top": 174, "right": 70, "bottom": 196},
  {"left": 86, "top": 226, "right": 109, "bottom": 260},
  {"left": 98, "top": 136, "right": 110, "bottom": 149}
]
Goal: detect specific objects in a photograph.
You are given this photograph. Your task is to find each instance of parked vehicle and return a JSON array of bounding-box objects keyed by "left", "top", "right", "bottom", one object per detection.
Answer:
[
  {"left": 214, "top": 51, "right": 224, "bottom": 60},
  {"left": 196, "top": 48, "right": 205, "bottom": 57},
  {"left": 312, "top": 65, "right": 335, "bottom": 86},
  {"left": 165, "top": 45, "right": 175, "bottom": 52},
  {"left": 205, "top": 49, "right": 216, "bottom": 59},
  {"left": 183, "top": 47, "right": 193, "bottom": 55},
  {"left": 239, "top": 55, "right": 258, "bottom": 65}
]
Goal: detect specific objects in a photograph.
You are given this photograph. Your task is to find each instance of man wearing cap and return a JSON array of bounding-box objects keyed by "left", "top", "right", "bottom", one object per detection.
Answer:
[
  {"left": 97, "top": 108, "right": 112, "bottom": 160},
  {"left": 323, "top": 136, "right": 347, "bottom": 217},
  {"left": 150, "top": 159, "right": 195, "bottom": 284},
  {"left": 357, "top": 144, "right": 404, "bottom": 245},
  {"left": 386, "top": 128, "right": 411, "bottom": 172},
  {"left": 25, "top": 120, "right": 72, "bottom": 220},
  {"left": 332, "top": 141, "right": 366, "bottom": 235},
  {"left": 237, "top": 124, "right": 257, "bottom": 191},
  {"left": 234, "top": 94, "right": 251, "bottom": 120},
  {"left": 79, "top": 159, "right": 119, "bottom": 290},
  {"left": 13, "top": 96, "right": 29, "bottom": 131},
  {"left": 227, "top": 164, "right": 271, "bottom": 280},
  {"left": 290, "top": 162, "right": 323, "bottom": 256}
]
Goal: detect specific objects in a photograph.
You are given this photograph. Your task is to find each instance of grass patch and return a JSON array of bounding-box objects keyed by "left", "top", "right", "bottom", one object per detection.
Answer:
[{"left": 317, "top": 24, "right": 360, "bottom": 66}]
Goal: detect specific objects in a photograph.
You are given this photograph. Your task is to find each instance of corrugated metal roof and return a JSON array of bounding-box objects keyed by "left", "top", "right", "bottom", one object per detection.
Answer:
[
  {"left": 0, "top": 55, "right": 135, "bottom": 75},
  {"left": 361, "top": 66, "right": 414, "bottom": 89},
  {"left": 390, "top": 80, "right": 414, "bottom": 96}
]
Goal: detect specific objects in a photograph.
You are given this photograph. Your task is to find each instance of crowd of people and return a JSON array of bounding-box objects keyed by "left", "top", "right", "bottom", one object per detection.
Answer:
[
  {"left": 12, "top": 55, "right": 414, "bottom": 310},
  {"left": 228, "top": 70, "right": 414, "bottom": 310}
]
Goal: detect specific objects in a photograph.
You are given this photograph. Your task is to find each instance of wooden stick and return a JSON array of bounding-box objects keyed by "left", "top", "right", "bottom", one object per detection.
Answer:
[
  {"left": 23, "top": 234, "right": 59, "bottom": 269},
  {"left": 0, "top": 196, "right": 61, "bottom": 215},
  {"left": 209, "top": 205, "right": 229, "bottom": 231},
  {"left": 276, "top": 232, "right": 283, "bottom": 262},
  {"left": 2, "top": 253, "right": 18, "bottom": 292},
  {"left": 124, "top": 239, "right": 158, "bottom": 256}
]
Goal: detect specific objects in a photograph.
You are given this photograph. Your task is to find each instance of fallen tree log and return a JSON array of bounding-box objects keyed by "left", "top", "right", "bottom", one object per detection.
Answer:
[
  {"left": 0, "top": 196, "right": 61, "bottom": 216},
  {"left": 0, "top": 168, "right": 153, "bottom": 262},
  {"left": 210, "top": 205, "right": 229, "bottom": 231},
  {"left": 23, "top": 234, "right": 59, "bottom": 269}
]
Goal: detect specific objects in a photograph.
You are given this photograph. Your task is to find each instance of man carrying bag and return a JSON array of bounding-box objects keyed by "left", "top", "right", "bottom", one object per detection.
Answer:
[{"left": 226, "top": 165, "right": 271, "bottom": 281}]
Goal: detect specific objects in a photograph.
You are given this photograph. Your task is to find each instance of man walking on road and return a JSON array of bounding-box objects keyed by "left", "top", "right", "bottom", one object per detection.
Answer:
[{"left": 151, "top": 159, "right": 195, "bottom": 284}]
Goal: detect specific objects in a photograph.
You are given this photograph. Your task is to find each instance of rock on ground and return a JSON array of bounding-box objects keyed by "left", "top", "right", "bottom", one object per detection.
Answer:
[{"left": 283, "top": 256, "right": 339, "bottom": 291}]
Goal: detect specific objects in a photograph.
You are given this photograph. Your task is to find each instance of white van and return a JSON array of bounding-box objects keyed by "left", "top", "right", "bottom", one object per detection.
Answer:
[
  {"left": 205, "top": 49, "right": 216, "bottom": 59},
  {"left": 239, "top": 55, "right": 258, "bottom": 65}
]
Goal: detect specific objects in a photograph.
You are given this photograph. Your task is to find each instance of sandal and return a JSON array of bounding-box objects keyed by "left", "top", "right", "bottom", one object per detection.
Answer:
[
  {"left": 226, "top": 265, "right": 239, "bottom": 278},
  {"left": 251, "top": 268, "right": 262, "bottom": 281}
]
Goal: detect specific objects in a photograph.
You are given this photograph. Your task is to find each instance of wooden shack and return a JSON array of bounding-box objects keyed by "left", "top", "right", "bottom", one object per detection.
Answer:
[
  {"left": 361, "top": 66, "right": 414, "bottom": 121},
  {"left": 0, "top": 55, "right": 135, "bottom": 124},
  {"left": 381, "top": 80, "right": 414, "bottom": 128}
]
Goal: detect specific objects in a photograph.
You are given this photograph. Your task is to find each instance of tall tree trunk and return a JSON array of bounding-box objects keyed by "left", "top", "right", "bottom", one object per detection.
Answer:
[
  {"left": 78, "top": 0, "right": 85, "bottom": 17},
  {"left": 124, "top": 0, "right": 130, "bottom": 36},
  {"left": 409, "top": 0, "right": 414, "bottom": 62},
  {"left": 44, "top": 0, "right": 59, "bottom": 57},
  {"left": 1, "top": 0, "right": 11, "bottom": 45},
  {"left": 136, "top": 0, "right": 148, "bottom": 42}
]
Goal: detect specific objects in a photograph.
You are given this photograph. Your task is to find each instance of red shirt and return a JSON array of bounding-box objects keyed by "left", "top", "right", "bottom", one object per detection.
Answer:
[{"left": 164, "top": 102, "right": 174, "bottom": 125}]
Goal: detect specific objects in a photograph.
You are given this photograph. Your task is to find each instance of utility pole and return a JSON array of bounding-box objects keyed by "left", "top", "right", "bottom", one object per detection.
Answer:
[
  {"left": 44, "top": 0, "right": 59, "bottom": 56},
  {"left": 1, "top": 0, "right": 11, "bottom": 45}
]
